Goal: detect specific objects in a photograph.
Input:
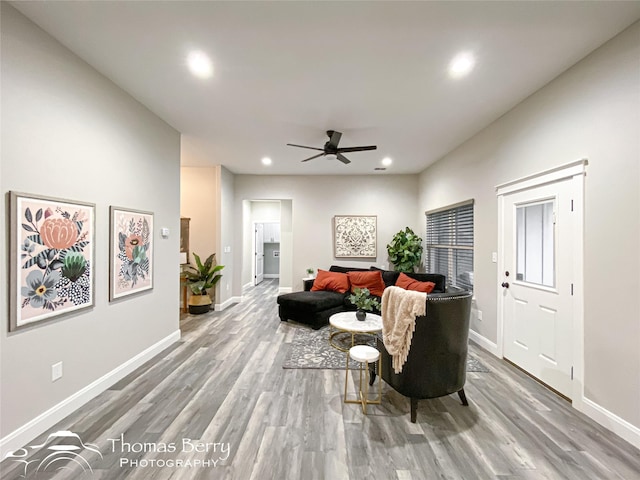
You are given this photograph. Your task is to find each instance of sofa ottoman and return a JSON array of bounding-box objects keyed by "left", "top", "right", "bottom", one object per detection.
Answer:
[{"left": 277, "top": 290, "right": 347, "bottom": 330}]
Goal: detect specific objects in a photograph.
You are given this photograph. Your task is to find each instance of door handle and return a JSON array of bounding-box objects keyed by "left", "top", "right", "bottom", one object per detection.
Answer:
[{"left": 501, "top": 282, "right": 510, "bottom": 289}]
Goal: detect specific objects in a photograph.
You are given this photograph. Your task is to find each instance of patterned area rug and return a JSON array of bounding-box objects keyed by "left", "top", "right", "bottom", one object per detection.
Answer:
[{"left": 282, "top": 326, "right": 490, "bottom": 372}]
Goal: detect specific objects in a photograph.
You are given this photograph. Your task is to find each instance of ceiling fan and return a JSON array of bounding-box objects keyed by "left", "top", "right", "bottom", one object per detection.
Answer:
[{"left": 287, "top": 130, "right": 377, "bottom": 164}]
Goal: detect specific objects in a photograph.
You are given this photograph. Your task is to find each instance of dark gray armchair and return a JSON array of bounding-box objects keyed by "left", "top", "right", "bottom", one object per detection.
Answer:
[{"left": 377, "top": 288, "right": 473, "bottom": 422}]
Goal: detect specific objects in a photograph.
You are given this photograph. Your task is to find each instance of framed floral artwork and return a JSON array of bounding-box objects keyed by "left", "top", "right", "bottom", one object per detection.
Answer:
[
  {"left": 109, "top": 206, "right": 154, "bottom": 301},
  {"left": 333, "top": 215, "right": 377, "bottom": 258},
  {"left": 9, "top": 192, "right": 95, "bottom": 331}
]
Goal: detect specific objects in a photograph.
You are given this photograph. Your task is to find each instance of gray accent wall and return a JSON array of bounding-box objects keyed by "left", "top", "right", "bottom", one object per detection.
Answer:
[
  {"left": 418, "top": 22, "right": 640, "bottom": 430},
  {"left": 0, "top": 4, "right": 180, "bottom": 443}
]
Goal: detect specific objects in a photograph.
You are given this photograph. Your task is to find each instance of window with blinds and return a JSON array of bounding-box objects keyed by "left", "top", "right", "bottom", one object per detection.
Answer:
[{"left": 425, "top": 201, "right": 474, "bottom": 291}]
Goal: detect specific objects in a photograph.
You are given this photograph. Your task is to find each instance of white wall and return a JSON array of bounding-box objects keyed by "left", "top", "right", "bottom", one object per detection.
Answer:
[
  {"left": 233, "top": 175, "right": 419, "bottom": 294},
  {"left": 0, "top": 4, "right": 181, "bottom": 453},
  {"left": 251, "top": 201, "right": 281, "bottom": 224},
  {"left": 418, "top": 22, "right": 640, "bottom": 435},
  {"left": 279, "top": 200, "right": 293, "bottom": 293},
  {"left": 217, "top": 166, "right": 235, "bottom": 308}
]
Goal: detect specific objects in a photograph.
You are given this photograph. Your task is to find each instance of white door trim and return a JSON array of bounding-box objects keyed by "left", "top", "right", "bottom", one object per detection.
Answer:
[
  {"left": 496, "top": 158, "right": 588, "bottom": 196},
  {"left": 496, "top": 159, "right": 587, "bottom": 406}
]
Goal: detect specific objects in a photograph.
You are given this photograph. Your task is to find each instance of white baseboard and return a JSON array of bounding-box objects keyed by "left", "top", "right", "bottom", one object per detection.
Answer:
[
  {"left": 469, "top": 329, "right": 499, "bottom": 357},
  {"left": 278, "top": 287, "right": 292, "bottom": 294},
  {"left": 242, "top": 282, "right": 253, "bottom": 291},
  {"left": 215, "top": 296, "right": 241, "bottom": 311},
  {"left": 0, "top": 330, "right": 181, "bottom": 458},
  {"left": 263, "top": 274, "right": 280, "bottom": 279},
  {"left": 578, "top": 396, "right": 640, "bottom": 450}
]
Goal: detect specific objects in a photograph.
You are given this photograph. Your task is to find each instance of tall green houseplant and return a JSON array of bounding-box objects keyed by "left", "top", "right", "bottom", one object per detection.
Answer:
[{"left": 387, "top": 227, "right": 423, "bottom": 273}]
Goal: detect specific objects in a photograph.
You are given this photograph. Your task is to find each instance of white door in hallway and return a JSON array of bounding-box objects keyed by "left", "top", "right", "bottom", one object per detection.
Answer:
[
  {"left": 500, "top": 178, "right": 575, "bottom": 398},
  {"left": 255, "top": 223, "right": 264, "bottom": 285}
]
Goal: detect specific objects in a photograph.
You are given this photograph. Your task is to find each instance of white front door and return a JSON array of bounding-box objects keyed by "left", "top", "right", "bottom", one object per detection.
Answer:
[
  {"left": 501, "top": 179, "right": 575, "bottom": 398},
  {"left": 255, "top": 223, "right": 264, "bottom": 285}
]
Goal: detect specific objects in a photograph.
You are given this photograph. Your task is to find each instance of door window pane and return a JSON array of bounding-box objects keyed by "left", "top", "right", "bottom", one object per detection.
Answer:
[{"left": 516, "top": 201, "right": 554, "bottom": 287}]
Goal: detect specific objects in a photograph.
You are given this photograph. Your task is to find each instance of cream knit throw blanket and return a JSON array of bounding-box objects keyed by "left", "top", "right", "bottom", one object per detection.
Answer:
[{"left": 381, "top": 286, "right": 427, "bottom": 373}]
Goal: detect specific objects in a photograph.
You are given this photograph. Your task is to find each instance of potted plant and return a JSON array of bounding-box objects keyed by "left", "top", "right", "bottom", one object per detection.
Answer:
[
  {"left": 348, "top": 287, "right": 381, "bottom": 321},
  {"left": 387, "top": 227, "right": 423, "bottom": 273},
  {"left": 306, "top": 267, "right": 315, "bottom": 279},
  {"left": 185, "top": 253, "right": 224, "bottom": 315}
]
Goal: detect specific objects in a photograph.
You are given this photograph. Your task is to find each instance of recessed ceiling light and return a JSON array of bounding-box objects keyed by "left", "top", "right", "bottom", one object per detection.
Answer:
[
  {"left": 382, "top": 157, "right": 393, "bottom": 166},
  {"left": 448, "top": 52, "right": 475, "bottom": 79},
  {"left": 261, "top": 157, "right": 272, "bottom": 166},
  {"left": 187, "top": 50, "right": 213, "bottom": 79}
]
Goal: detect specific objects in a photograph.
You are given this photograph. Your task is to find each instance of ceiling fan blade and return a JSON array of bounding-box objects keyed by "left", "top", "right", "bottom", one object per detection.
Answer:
[
  {"left": 336, "top": 145, "right": 377, "bottom": 153},
  {"left": 336, "top": 153, "right": 351, "bottom": 164},
  {"left": 287, "top": 143, "right": 324, "bottom": 151},
  {"left": 327, "top": 131, "right": 342, "bottom": 149},
  {"left": 301, "top": 153, "right": 325, "bottom": 162}
]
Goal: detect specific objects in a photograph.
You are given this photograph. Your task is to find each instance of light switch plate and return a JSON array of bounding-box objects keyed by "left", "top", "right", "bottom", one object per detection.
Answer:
[
  {"left": 492, "top": 252, "right": 498, "bottom": 263},
  {"left": 52, "top": 362, "right": 63, "bottom": 382},
  {"left": 160, "top": 227, "right": 170, "bottom": 238}
]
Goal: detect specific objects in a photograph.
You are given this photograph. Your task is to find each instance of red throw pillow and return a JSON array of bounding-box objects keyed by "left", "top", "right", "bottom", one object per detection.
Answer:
[
  {"left": 347, "top": 270, "right": 385, "bottom": 297},
  {"left": 311, "top": 269, "right": 350, "bottom": 293},
  {"left": 395, "top": 272, "right": 435, "bottom": 293}
]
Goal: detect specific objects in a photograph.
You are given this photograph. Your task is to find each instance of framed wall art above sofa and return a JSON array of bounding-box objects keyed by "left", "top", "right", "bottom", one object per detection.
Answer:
[{"left": 333, "top": 215, "right": 377, "bottom": 258}]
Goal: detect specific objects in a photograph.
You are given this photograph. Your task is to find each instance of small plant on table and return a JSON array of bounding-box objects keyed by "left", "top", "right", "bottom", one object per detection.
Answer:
[{"left": 349, "top": 287, "right": 380, "bottom": 321}]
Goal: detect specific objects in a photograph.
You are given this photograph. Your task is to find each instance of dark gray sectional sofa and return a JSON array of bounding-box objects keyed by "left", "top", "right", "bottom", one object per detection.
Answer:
[{"left": 276, "top": 265, "right": 446, "bottom": 329}]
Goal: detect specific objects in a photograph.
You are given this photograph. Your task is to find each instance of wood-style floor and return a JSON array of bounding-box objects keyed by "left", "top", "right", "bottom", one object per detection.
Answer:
[{"left": 2, "top": 279, "right": 639, "bottom": 479}]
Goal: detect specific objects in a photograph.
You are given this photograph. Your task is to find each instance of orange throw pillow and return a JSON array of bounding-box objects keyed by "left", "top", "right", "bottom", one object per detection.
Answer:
[
  {"left": 395, "top": 272, "right": 436, "bottom": 293},
  {"left": 311, "top": 269, "right": 350, "bottom": 293},
  {"left": 347, "top": 270, "right": 385, "bottom": 297}
]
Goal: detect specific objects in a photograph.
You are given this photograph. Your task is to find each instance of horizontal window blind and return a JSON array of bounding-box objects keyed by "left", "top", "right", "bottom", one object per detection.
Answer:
[{"left": 426, "top": 202, "right": 474, "bottom": 291}]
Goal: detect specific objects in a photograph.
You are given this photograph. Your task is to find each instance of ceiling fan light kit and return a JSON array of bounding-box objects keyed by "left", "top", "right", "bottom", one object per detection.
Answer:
[{"left": 287, "top": 130, "right": 377, "bottom": 165}]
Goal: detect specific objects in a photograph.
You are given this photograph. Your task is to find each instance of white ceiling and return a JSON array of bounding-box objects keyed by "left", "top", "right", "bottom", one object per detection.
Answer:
[{"left": 12, "top": 1, "right": 640, "bottom": 175}]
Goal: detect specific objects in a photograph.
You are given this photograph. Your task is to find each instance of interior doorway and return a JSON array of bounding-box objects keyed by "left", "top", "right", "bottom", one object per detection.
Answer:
[{"left": 243, "top": 199, "right": 293, "bottom": 294}]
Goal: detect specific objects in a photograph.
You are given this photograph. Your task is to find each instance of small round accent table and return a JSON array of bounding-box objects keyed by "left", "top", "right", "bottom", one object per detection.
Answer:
[
  {"left": 329, "top": 311, "right": 382, "bottom": 352},
  {"left": 345, "top": 345, "right": 382, "bottom": 414}
]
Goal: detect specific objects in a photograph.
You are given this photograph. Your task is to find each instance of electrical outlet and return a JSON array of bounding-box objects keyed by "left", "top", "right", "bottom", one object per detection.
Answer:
[
  {"left": 52, "top": 362, "right": 63, "bottom": 382},
  {"left": 477, "top": 310, "right": 483, "bottom": 321}
]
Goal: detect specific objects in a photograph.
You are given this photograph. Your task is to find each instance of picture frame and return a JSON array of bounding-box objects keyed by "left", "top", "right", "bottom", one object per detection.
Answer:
[
  {"left": 333, "top": 215, "right": 377, "bottom": 258},
  {"left": 109, "top": 206, "right": 154, "bottom": 301},
  {"left": 9, "top": 191, "right": 96, "bottom": 331}
]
